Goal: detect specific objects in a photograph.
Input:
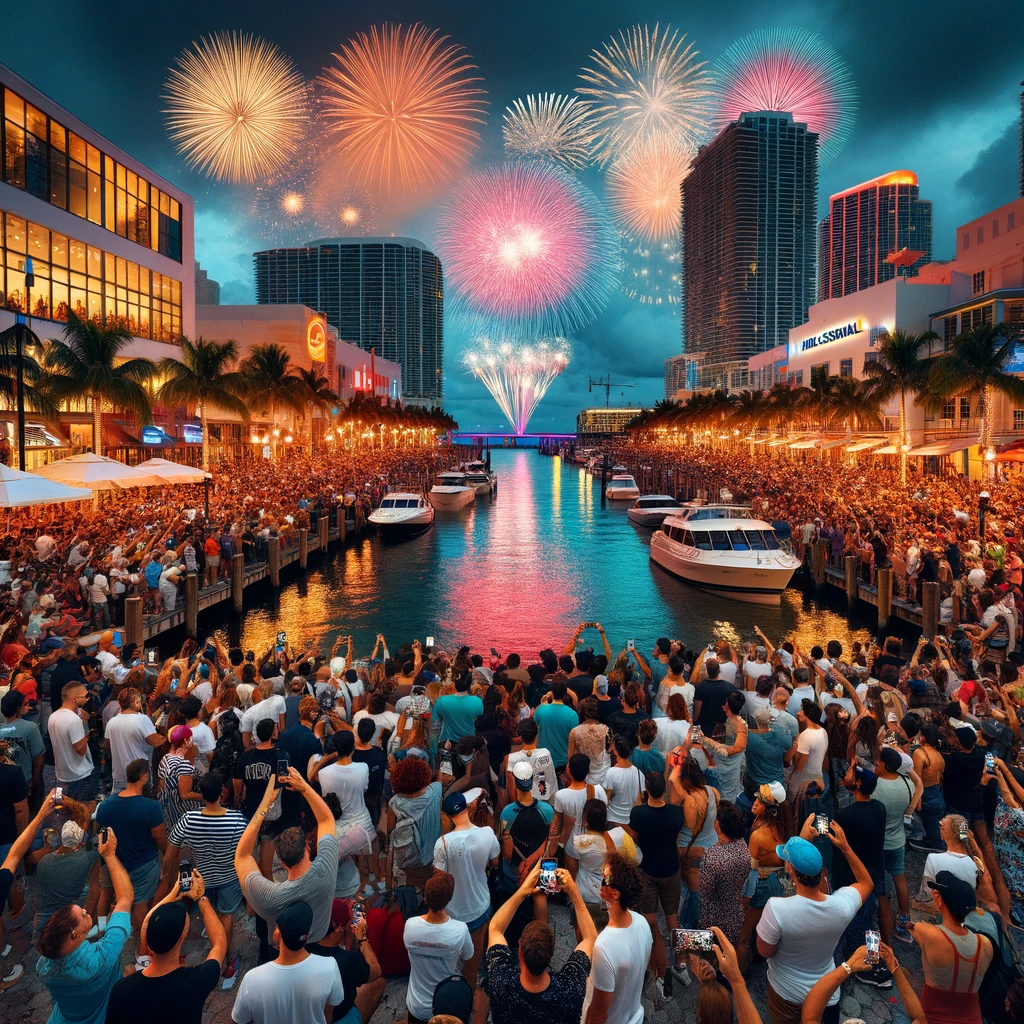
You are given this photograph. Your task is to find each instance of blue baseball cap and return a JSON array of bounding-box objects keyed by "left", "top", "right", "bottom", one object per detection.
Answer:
[{"left": 776, "top": 836, "right": 823, "bottom": 875}]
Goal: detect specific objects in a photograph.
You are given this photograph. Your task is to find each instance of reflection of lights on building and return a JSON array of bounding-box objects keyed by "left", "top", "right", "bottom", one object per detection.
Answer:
[{"left": 285, "top": 434, "right": 293, "bottom": 443}]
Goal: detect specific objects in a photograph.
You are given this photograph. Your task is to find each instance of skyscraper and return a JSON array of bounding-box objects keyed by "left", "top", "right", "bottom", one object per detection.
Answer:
[
  {"left": 195, "top": 262, "right": 220, "bottom": 305},
  {"left": 681, "top": 111, "right": 818, "bottom": 391},
  {"left": 817, "top": 171, "right": 933, "bottom": 301},
  {"left": 253, "top": 237, "right": 444, "bottom": 405}
]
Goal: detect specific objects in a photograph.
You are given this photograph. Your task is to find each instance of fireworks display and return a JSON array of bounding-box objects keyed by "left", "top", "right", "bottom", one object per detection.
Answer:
[
  {"left": 502, "top": 93, "right": 598, "bottom": 169},
  {"left": 310, "top": 170, "right": 378, "bottom": 236},
  {"left": 463, "top": 337, "right": 572, "bottom": 434},
  {"left": 619, "top": 233, "right": 680, "bottom": 311},
  {"left": 164, "top": 32, "right": 309, "bottom": 183},
  {"left": 714, "top": 28, "right": 857, "bottom": 165},
  {"left": 318, "top": 22, "right": 488, "bottom": 196},
  {"left": 606, "top": 134, "right": 693, "bottom": 243},
  {"left": 578, "top": 24, "right": 715, "bottom": 162},
  {"left": 438, "top": 162, "right": 617, "bottom": 338}
]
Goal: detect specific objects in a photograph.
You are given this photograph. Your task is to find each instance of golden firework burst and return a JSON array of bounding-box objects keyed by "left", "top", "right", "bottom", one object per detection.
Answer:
[{"left": 606, "top": 134, "right": 693, "bottom": 243}]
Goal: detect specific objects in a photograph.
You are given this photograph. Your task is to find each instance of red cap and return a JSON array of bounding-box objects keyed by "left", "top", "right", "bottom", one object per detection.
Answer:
[{"left": 329, "top": 898, "right": 352, "bottom": 931}]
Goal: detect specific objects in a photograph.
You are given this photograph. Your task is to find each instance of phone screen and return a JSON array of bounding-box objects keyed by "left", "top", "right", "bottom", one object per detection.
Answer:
[
  {"left": 627, "top": 639, "right": 635, "bottom": 651},
  {"left": 426, "top": 636, "right": 435, "bottom": 648},
  {"left": 112, "top": 630, "right": 123, "bottom": 647},
  {"left": 672, "top": 929, "right": 716, "bottom": 957},
  {"left": 277, "top": 759, "right": 289, "bottom": 783},
  {"left": 865, "top": 929, "right": 880, "bottom": 965},
  {"left": 815, "top": 814, "right": 830, "bottom": 836},
  {"left": 145, "top": 647, "right": 158, "bottom": 667},
  {"left": 539, "top": 859, "right": 560, "bottom": 894},
  {"left": 179, "top": 863, "right": 192, "bottom": 893},
  {"left": 276, "top": 630, "right": 287, "bottom": 653}
]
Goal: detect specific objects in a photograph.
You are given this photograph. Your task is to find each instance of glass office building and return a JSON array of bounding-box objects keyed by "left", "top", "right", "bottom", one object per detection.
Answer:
[{"left": 254, "top": 237, "right": 444, "bottom": 405}]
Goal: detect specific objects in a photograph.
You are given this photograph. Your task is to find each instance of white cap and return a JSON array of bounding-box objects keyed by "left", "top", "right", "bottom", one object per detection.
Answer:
[
  {"left": 329, "top": 656, "right": 346, "bottom": 676},
  {"left": 463, "top": 787, "right": 484, "bottom": 806},
  {"left": 512, "top": 760, "right": 535, "bottom": 782}
]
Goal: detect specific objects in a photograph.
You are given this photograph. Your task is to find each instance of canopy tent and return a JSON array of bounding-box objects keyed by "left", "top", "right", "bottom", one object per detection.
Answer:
[
  {"left": 872, "top": 445, "right": 899, "bottom": 455},
  {"left": 135, "top": 457, "right": 211, "bottom": 483},
  {"left": 0, "top": 464, "right": 92, "bottom": 507},
  {"left": 33, "top": 452, "right": 165, "bottom": 490},
  {"left": 788, "top": 439, "right": 819, "bottom": 450},
  {"left": 846, "top": 439, "right": 887, "bottom": 453},
  {"left": 906, "top": 439, "right": 971, "bottom": 457},
  {"left": 821, "top": 438, "right": 849, "bottom": 450}
]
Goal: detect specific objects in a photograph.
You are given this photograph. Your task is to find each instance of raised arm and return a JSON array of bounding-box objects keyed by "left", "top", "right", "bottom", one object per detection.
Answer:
[
  {"left": 489, "top": 863, "right": 542, "bottom": 948},
  {"left": 2, "top": 790, "right": 57, "bottom": 874},
  {"left": 284, "top": 766, "right": 335, "bottom": 845},
  {"left": 98, "top": 828, "right": 135, "bottom": 915},
  {"left": 234, "top": 775, "right": 279, "bottom": 883},
  {"left": 595, "top": 624, "right": 613, "bottom": 663},
  {"left": 712, "top": 927, "right": 762, "bottom": 1024},
  {"left": 831, "top": 667, "right": 865, "bottom": 718}
]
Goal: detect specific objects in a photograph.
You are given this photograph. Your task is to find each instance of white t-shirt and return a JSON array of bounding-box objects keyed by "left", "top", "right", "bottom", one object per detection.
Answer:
[
  {"left": 240, "top": 696, "right": 287, "bottom": 737},
  {"left": 506, "top": 747, "right": 558, "bottom": 803},
  {"left": 403, "top": 915, "right": 474, "bottom": 1020},
  {"left": 921, "top": 850, "right": 980, "bottom": 892},
  {"left": 787, "top": 685, "right": 817, "bottom": 717},
  {"left": 432, "top": 825, "right": 500, "bottom": 924},
  {"left": 49, "top": 707, "right": 94, "bottom": 782},
  {"left": 756, "top": 887, "right": 863, "bottom": 1005},
  {"left": 318, "top": 761, "right": 371, "bottom": 829},
  {"left": 351, "top": 708, "right": 399, "bottom": 746},
  {"left": 717, "top": 661, "right": 739, "bottom": 685},
  {"left": 604, "top": 764, "right": 645, "bottom": 824},
  {"left": 743, "top": 661, "right": 773, "bottom": 687},
  {"left": 789, "top": 726, "right": 829, "bottom": 795},
  {"left": 568, "top": 828, "right": 638, "bottom": 904},
  {"left": 581, "top": 910, "right": 653, "bottom": 1024},
  {"left": 104, "top": 712, "right": 157, "bottom": 783},
  {"left": 658, "top": 681, "right": 695, "bottom": 716},
  {"left": 190, "top": 721, "right": 216, "bottom": 772},
  {"left": 231, "top": 954, "right": 344, "bottom": 1024},
  {"left": 553, "top": 784, "right": 608, "bottom": 841},
  {"left": 744, "top": 692, "right": 772, "bottom": 718},
  {"left": 652, "top": 718, "right": 691, "bottom": 754}
]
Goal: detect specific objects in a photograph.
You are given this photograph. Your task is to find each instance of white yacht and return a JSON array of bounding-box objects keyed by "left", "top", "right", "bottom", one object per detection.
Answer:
[
  {"left": 649, "top": 503, "right": 801, "bottom": 604},
  {"left": 460, "top": 460, "right": 497, "bottom": 495},
  {"left": 605, "top": 474, "right": 640, "bottom": 500},
  {"left": 369, "top": 493, "right": 435, "bottom": 538},
  {"left": 626, "top": 494, "right": 683, "bottom": 527},
  {"left": 575, "top": 447, "right": 596, "bottom": 465},
  {"left": 428, "top": 472, "right": 476, "bottom": 511},
  {"left": 611, "top": 464, "right": 628, "bottom": 474}
]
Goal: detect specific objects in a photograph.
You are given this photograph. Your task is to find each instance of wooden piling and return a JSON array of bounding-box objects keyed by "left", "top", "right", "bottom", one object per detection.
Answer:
[
  {"left": 185, "top": 572, "right": 198, "bottom": 637},
  {"left": 811, "top": 541, "right": 826, "bottom": 587},
  {"left": 318, "top": 515, "right": 328, "bottom": 550},
  {"left": 269, "top": 536, "right": 280, "bottom": 586},
  {"left": 298, "top": 528, "right": 308, "bottom": 569},
  {"left": 921, "top": 581, "right": 940, "bottom": 640},
  {"left": 877, "top": 567, "right": 893, "bottom": 629},
  {"left": 232, "top": 553, "right": 244, "bottom": 612},
  {"left": 124, "top": 597, "right": 143, "bottom": 650},
  {"left": 844, "top": 555, "right": 858, "bottom": 608},
  {"left": 337, "top": 505, "right": 346, "bottom": 544}
]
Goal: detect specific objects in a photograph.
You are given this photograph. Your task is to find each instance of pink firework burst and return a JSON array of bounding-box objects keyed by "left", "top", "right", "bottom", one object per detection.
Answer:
[
  {"left": 438, "top": 162, "right": 616, "bottom": 337},
  {"left": 715, "top": 28, "right": 856, "bottom": 165}
]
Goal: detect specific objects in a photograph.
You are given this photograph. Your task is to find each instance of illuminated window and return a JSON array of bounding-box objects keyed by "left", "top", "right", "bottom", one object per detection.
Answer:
[
  {"left": 840, "top": 358, "right": 853, "bottom": 377},
  {"left": 972, "top": 271, "right": 985, "bottom": 295},
  {"left": 1015, "top": 410, "right": 1024, "bottom": 431}
]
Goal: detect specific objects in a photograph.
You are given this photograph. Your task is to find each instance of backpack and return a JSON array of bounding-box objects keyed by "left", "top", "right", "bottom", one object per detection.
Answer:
[
  {"left": 366, "top": 888, "right": 418, "bottom": 976},
  {"left": 966, "top": 911, "right": 1024, "bottom": 1024},
  {"left": 506, "top": 801, "right": 549, "bottom": 875},
  {"left": 390, "top": 804, "right": 422, "bottom": 876}
]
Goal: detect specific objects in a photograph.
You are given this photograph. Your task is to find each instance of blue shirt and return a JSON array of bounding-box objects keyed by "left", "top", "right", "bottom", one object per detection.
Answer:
[
  {"left": 144, "top": 562, "right": 162, "bottom": 588},
  {"left": 95, "top": 794, "right": 163, "bottom": 872},
  {"left": 37, "top": 909, "right": 130, "bottom": 1024},
  {"left": 745, "top": 729, "right": 790, "bottom": 786},
  {"left": 533, "top": 702, "right": 579, "bottom": 769},
  {"left": 498, "top": 799, "right": 554, "bottom": 886},
  {"left": 771, "top": 710, "right": 800, "bottom": 747},
  {"left": 433, "top": 693, "right": 484, "bottom": 745}
]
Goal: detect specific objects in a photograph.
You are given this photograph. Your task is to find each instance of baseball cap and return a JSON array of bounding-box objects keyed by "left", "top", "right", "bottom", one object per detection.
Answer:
[
  {"left": 329, "top": 898, "right": 352, "bottom": 932},
  {"left": 442, "top": 791, "right": 468, "bottom": 816},
  {"left": 169, "top": 724, "right": 192, "bottom": 745},
  {"left": 880, "top": 747, "right": 903, "bottom": 773},
  {"left": 594, "top": 674, "right": 609, "bottom": 694},
  {"left": 776, "top": 837, "right": 823, "bottom": 876},
  {"left": 512, "top": 761, "right": 535, "bottom": 790},
  {"left": 146, "top": 901, "right": 188, "bottom": 954},
  {"left": 928, "top": 870, "right": 977, "bottom": 917},
  {"left": 758, "top": 781, "right": 787, "bottom": 805},
  {"left": 276, "top": 901, "right": 313, "bottom": 950},
  {"left": 422, "top": 670, "right": 440, "bottom": 684}
]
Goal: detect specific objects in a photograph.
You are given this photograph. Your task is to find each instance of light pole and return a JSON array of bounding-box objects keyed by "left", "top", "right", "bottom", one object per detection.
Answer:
[{"left": 979, "top": 490, "right": 990, "bottom": 543}]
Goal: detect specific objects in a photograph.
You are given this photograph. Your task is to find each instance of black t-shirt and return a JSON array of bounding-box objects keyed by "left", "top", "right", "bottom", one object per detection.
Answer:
[
  {"left": 832, "top": 798, "right": 886, "bottom": 888},
  {"left": 485, "top": 944, "right": 590, "bottom": 1024},
  {"left": 629, "top": 802, "right": 684, "bottom": 878},
  {"left": 693, "top": 679, "right": 737, "bottom": 730},
  {"left": 105, "top": 959, "right": 220, "bottom": 1024},
  {"left": 49, "top": 657, "right": 83, "bottom": 711},
  {"left": 0, "top": 762, "right": 29, "bottom": 843},
  {"left": 606, "top": 708, "right": 648, "bottom": 745},
  {"left": 525, "top": 680, "right": 549, "bottom": 709},
  {"left": 593, "top": 697, "right": 623, "bottom": 724},
  {"left": 474, "top": 725, "right": 512, "bottom": 774},
  {"left": 352, "top": 746, "right": 388, "bottom": 802},
  {"left": 233, "top": 745, "right": 288, "bottom": 819},
  {"left": 943, "top": 748, "right": 986, "bottom": 814},
  {"left": 305, "top": 943, "right": 371, "bottom": 1020},
  {"left": 871, "top": 654, "right": 904, "bottom": 676},
  {"left": 567, "top": 674, "right": 594, "bottom": 704}
]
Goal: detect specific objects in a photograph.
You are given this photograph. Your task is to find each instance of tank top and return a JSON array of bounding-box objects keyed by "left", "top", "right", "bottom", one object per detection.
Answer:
[
  {"left": 677, "top": 786, "right": 719, "bottom": 850},
  {"left": 924, "top": 925, "right": 985, "bottom": 993}
]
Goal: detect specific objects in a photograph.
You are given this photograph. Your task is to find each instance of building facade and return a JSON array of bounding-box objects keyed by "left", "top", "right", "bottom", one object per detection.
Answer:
[
  {"left": 817, "top": 171, "right": 933, "bottom": 301},
  {"left": 576, "top": 407, "right": 643, "bottom": 437},
  {"left": 681, "top": 111, "right": 818, "bottom": 392},
  {"left": 195, "top": 262, "right": 219, "bottom": 305},
  {"left": 253, "top": 236, "right": 443, "bottom": 406}
]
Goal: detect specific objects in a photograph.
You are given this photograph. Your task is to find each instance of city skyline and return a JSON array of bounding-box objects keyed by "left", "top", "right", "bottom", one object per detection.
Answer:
[{"left": 1, "top": 0, "right": 1022, "bottom": 432}]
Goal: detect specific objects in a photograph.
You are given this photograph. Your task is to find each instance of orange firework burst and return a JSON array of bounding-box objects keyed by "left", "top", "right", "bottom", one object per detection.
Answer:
[
  {"left": 318, "top": 22, "right": 488, "bottom": 196},
  {"left": 164, "top": 32, "right": 308, "bottom": 183},
  {"left": 606, "top": 134, "right": 693, "bottom": 243}
]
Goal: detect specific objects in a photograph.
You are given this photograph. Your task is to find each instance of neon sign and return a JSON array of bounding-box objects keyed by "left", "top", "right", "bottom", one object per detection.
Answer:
[
  {"left": 789, "top": 317, "right": 866, "bottom": 358},
  {"left": 307, "top": 319, "right": 326, "bottom": 362}
]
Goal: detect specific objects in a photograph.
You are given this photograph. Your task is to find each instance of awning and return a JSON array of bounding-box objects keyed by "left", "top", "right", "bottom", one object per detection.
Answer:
[
  {"left": 872, "top": 445, "right": 899, "bottom": 455},
  {"left": 788, "top": 439, "right": 819, "bottom": 449},
  {"left": 821, "top": 438, "right": 848, "bottom": 450},
  {"left": 752, "top": 437, "right": 772, "bottom": 444},
  {"left": 846, "top": 438, "right": 887, "bottom": 452},
  {"left": 907, "top": 439, "right": 971, "bottom": 457},
  {"left": 768, "top": 437, "right": 797, "bottom": 447}
]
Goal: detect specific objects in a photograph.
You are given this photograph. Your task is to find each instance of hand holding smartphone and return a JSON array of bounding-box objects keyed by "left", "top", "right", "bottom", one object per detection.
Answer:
[
  {"left": 538, "top": 859, "right": 560, "bottom": 894},
  {"left": 179, "top": 861, "right": 193, "bottom": 894}
]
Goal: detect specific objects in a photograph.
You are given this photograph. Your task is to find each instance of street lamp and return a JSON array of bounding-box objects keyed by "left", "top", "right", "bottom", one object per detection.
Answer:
[{"left": 979, "top": 490, "right": 990, "bottom": 542}]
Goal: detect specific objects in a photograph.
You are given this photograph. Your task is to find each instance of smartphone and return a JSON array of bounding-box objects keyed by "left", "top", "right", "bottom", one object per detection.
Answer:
[
  {"left": 865, "top": 929, "right": 881, "bottom": 966},
  {"left": 957, "top": 820, "right": 970, "bottom": 842},
  {"left": 814, "top": 814, "right": 830, "bottom": 836},
  {"left": 985, "top": 752, "right": 996, "bottom": 775},
  {"left": 54, "top": 787, "right": 63, "bottom": 808},
  {"left": 276, "top": 629, "right": 287, "bottom": 653},
  {"left": 277, "top": 759, "right": 290, "bottom": 784},
  {"left": 99, "top": 827, "right": 109, "bottom": 844},
  {"left": 145, "top": 647, "right": 159, "bottom": 668},
  {"left": 627, "top": 639, "right": 635, "bottom": 651},
  {"left": 112, "top": 630, "right": 123, "bottom": 647},
  {"left": 692, "top": 725, "right": 703, "bottom": 744},
  {"left": 672, "top": 929, "right": 716, "bottom": 958},
  {"left": 179, "top": 861, "right": 193, "bottom": 894},
  {"left": 352, "top": 900, "right": 364, "bottom": 927},
  {"left": 426, "top": 636, "right": 435, "bottom": 648},
  {"left": 538, "top": 859, "right": 560, "bottom": 894}
]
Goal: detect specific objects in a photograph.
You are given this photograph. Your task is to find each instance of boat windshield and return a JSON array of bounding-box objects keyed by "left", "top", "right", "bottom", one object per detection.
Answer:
[
  {"left": 685, "top": 506, "right": 753, "bottom": 521},
  {"left": 638, "top": 497, "right": 679, "bottom": 508},
  {"left": 609, "top": 478, "right": 636, "bottom": 487},
  {"left": 380, "top": 498, "right": 395, "bottom": 508},
  {"left": 664, "top": 525, "right": 782, "bottom": 551}
]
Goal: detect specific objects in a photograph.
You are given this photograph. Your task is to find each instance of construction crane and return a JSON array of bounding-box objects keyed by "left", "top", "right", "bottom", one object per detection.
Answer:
[{"left": 588, "top": 374, "right": 635, "bottom": 408}]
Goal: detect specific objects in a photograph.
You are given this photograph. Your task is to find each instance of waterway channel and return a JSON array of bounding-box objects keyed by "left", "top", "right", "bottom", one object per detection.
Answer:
[{"left": 204, "top": 449, "right": 874, "bottom": 658}]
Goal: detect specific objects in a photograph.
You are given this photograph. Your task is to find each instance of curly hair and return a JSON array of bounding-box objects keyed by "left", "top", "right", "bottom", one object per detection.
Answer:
[
  {"left": 390, "top": 754, "right": 432, "bottom": 795},
  {"left": 604, "top": 850, "right": 645, "bottom": 910}
]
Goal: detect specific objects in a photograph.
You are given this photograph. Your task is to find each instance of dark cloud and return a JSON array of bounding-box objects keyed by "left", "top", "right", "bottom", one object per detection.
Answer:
[{"left": 956, "top": 121, "right": 1019, "bottom": 214}]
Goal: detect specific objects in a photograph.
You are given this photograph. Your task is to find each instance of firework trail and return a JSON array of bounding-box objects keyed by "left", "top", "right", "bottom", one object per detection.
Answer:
[
  {"left": 318, "top": 22, "right": 488, "bottom": 196},
  {"left": 502, "top": 93, "right": 598, "bottom": 169},
  {"left": 164, "top": 31, "right": 309, "bottom": 183},
  {"left": 438, "top": 162, "right": 617, "bottom": 338},
  {"left": 619, "top": 233, "right": 680, "bottom": 310},
  {"left": 463, "top": 337, "right": 571, "bottom": 434},
  {"left": 606, "top": 133, "right": 693, "bottom": 243},
  {"left": 714, "top": 28, "right": 857, "bottom": 165}
]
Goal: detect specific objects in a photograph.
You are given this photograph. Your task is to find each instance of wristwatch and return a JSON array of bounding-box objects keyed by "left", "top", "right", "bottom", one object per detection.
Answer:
[{"left": 839, "top": 962, "right": 853, "bottom": 976}]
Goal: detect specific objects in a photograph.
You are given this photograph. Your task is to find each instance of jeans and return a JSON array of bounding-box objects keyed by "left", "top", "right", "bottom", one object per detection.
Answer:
[
  {"left": 920, "top": 784, "right": 945, "bottom": 849},
  {"left": 680, "top": 887, "right": 702, "bottom": 928}
]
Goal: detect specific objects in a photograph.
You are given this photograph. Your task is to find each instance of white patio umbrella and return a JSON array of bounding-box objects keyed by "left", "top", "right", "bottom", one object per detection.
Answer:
[
  {"left": 135, "top": 458, "right": 212, "bottom": 483},
  {"left": 33, "top": 452, "right": 165, "bottom": 490},
  {"left": 0, "top": 464, "right": 92, "bottom": 507}
]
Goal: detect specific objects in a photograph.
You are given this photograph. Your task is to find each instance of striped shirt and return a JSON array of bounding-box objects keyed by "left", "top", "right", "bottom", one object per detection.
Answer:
[
  {"left": 159, "top": 754, "right": 200, "bottom": 830},
  {"left": 168, "top": 808, "right": 247, "bottom": 886}
]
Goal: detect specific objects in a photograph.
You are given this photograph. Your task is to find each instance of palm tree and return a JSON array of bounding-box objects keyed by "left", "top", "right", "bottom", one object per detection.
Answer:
[
  {"left": 237, "top": 344, "right": 308, "bottom": 456},
  {"left": 929, "top": 322, "right": 1024, "bottom": 479},
  {"left": 38, "top": 311, "right": 155, "bottom": 454},
  {"left": 863, "top": 329, "right": 937, "bottom": 483},
  {"left": 829, "top": 375, "right": 882, "bottom": 432},
  {"left": 156, "top": 337, "right": 250, "bottom": 470},
  {"left": 294, "top": 366, "right": 340, "bottom": 456}
]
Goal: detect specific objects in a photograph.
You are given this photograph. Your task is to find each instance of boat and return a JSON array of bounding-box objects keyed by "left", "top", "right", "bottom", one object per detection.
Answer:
[
  {"left": 368, "top": 493, "right": 435, "bottom": 538},
  {"left": 459, "top": 460, "right": 498, "bottom": 495},
  {"left": 605, "top": 474, "right": 640, "bottom": 500},
  {"left": 428, "top": 472, "right": 476, "bottom": 511},
  {"left": 626, "top": 494, "right": 683, "bottom": 527},
  {"left": 575, "top": 447, "right": 596, "bottom": 465},
  {"left": 611, "top": 464, "right": 628, "bottom": 474},
  {"left": 649, "top": 503, "right": 801, "bottom": 604}
]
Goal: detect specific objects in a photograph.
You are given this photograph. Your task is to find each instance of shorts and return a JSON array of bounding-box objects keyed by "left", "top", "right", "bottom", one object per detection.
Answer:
[
  {"left": 742, "top": 869, "right": 783, "bottom": 910},
  {"left": 465, "top": 905, "right": 493, "bottom": 934},
  {"left": 334, "top": 1009, "right": 361, "bottom": 1024},
  {"left": 640, "top": 870, "right": 681, "bottom": 917},
  {"left": 205, "top": 878, "right": 244, "bottom": 915},
  {"left": 61, "top": 770, "right": 99, "bottom": 804},
  {"left": 103, "top": 855, "right": 161, "bottom": 902},
  {"left": 206, "top": 555, "right": 220, "bottom": 569},
  {"left": 883, "top": 845, "right": 905, "bottom": 877}
]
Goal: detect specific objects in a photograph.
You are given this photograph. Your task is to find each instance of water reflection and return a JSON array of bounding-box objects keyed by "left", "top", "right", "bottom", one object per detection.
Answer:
[{"left": 211, "top": 449, "right": 872, "bottom": 658}]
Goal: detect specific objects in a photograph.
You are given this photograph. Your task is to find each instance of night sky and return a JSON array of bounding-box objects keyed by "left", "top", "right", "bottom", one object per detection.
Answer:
[{"left": 3, "top": 1, "right": 1022, "bottom": 432}]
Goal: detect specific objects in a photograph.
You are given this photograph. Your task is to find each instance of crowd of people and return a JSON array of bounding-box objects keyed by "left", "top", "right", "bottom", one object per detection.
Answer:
[{"left": 1, "top": 599, "right": 1024, "bottom": 1024}]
